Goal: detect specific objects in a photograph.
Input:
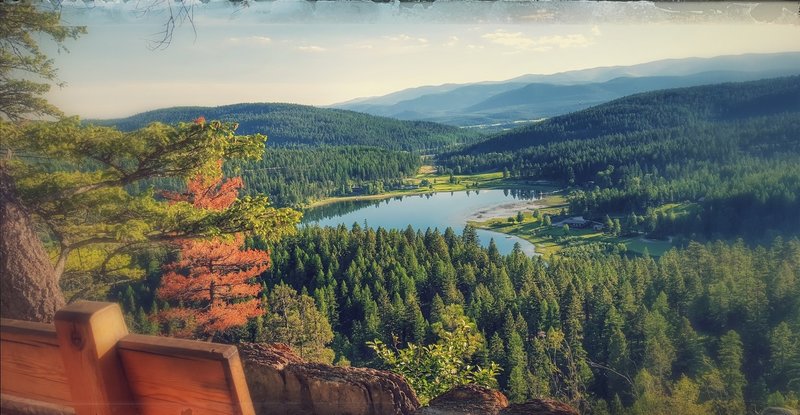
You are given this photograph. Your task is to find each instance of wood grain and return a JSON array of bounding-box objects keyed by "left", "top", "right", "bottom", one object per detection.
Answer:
[
  {"left": 0, "top": 319, "right": 72, "bottom": 407},
  {"left": 0, "top": 393, "right": 75, "bottom": 415},
  {"left": 119, "top": 334, "right": 255, "bottom": 415},
  {"left": 54, "top": 302, "right": 136, "bottom": 415},
  {"left": 2, "top": 307, "right": 255, "bottom": 415},
  {"left": 223, "top": 349, "right": 256, "bottom": 415}
]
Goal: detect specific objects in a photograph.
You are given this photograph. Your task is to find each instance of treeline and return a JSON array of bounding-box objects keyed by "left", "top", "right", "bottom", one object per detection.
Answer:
[
  {"left": 127, "top": 146, "right": 423, "bottom": 207},
  {"left": 95, "top": 102, "right": 482, "bottom": 152},
  {"left": 226, "top": 146, "right": 422, "bottom": 206},
  {"left": 441, "top": 76, "right": 800, "bottom": 239},
  {"left": 242, "top": 225, "right": 799, "bottom": 413}
]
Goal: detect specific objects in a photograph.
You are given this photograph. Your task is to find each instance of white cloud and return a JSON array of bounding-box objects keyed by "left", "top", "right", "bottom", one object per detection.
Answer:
[
  {"left": 481, "top": 30, "right": 594, "bottom": 52},
  {"left": 385, "top": 34, "right": 411, "bottom": 42},
  {"left": 592, "top": 25, "right": 602, "bottom": 36},
  {"left": 443, "top": 35, "right": 459, "bottom": 47},
  {"left": 384, "top": 34, "right": 429, "bottom": 44},
  {"left": 344, "top": 41, "right": 375, "bottom": 50},
  {"left": 537, "top": 34, "right": 592, "bottom": 48},
  {"left": 227, "top": 36, "right": 272, "bottom": 45},
  {"left": 482, "top": 30, "right": 536, "bottom": 49},
  {"left": 297, "top": 45, "right": 326, "bottom": 52}
]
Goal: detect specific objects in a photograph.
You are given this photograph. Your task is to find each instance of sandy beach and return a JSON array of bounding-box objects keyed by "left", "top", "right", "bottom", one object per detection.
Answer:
[{"left": 467, "top": 199, "right": 549, "bottom": 221}]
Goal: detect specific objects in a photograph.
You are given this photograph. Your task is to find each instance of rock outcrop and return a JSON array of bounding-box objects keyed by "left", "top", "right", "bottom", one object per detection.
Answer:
[
  {"left": 240, "top": 343, "right": 579, "bottom": 415},
  {"left": 500, "top": 400, "right": 580, "bottom": 415},
  {"left": 414, "top": 384, "right": 508, "bottom": 415},
  {"left": 413, "top": 385, "right": 578, "bottom": 415},
  {"left": 239, "top": 342, "right": 420, "bottom": 415}
]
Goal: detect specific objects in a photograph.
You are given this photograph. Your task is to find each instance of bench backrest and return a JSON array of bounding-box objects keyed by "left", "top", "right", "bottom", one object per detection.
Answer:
[{"left": 0, "top": 301, "right": 255, "bottom": 415}]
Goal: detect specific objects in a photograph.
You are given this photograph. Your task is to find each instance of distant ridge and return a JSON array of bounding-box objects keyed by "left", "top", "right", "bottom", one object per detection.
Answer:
[
  {"left": 91, "top": 102, "right": 482, "bottom": 152},
  {"left": 332, "top": 52, "right": 800, "bottom": 128},
  {"left": 453, "top": 75, "right": 800, "bottom": 156}
]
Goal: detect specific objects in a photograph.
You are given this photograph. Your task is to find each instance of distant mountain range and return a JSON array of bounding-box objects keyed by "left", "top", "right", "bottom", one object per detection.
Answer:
[
  {"left": 91, "top": 103, "right": 482, "bottom": 152},
  {"left": 332, "top": 52, "right": 800, "bottom": 128},
  {"left": 93, "top": 53, "right": 800, "bottom": 152}
]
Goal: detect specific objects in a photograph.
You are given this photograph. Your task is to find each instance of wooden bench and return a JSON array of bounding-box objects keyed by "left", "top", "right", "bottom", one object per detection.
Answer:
[{"left": 1, "top": 301, "right": 255, "bottom": 415}]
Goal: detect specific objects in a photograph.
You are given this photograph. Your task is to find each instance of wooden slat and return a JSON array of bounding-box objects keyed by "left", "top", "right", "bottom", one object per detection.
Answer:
[
  {"left": 3, "top": 306, "right": 255, "bottom": 415},
  {"left": 54, "top": 301, "right": 136, "bottom": 415},
  {"left": 0, "top": 319, "right": 72, "bottom": 407},
  {"left": 223, "top": 349, "right": 255, "bottom": 415},
  {"left": 118, "top": 334, "right": 255, "bottom": 415},
  {"left": 0, "top": 393, "right": 75, "bottom": 415}
]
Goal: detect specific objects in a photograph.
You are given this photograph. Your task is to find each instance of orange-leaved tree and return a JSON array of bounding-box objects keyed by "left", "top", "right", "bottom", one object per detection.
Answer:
[{"left": 157, "top": 169, "right": 270, "bottom": 338}]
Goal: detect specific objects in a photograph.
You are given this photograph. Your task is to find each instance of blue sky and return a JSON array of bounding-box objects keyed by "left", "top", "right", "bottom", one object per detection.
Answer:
[{"left": 44, "top": 1, "right": 800, "bottom": 118}]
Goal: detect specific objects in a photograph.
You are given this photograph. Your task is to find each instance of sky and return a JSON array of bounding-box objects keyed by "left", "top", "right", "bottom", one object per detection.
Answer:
[{"left": 43, "top": 1, "right": 800, "bottom": 119}]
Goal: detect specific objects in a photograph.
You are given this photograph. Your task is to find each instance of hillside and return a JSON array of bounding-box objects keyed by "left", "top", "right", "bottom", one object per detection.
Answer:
[
  {"left": 99, "top": 103, "right": 486, "bottom": 206},
  {"left": 333, "top": 52, "right": 800, "bottom": 127},
  {"left": 93, "top": 103, "right": 482, "bottom": 152},
  {"left": 443, "top": 76, "right": 800, "bottom": 239},
  {"left": 457, "top": 75, "right": 800, "bottom": 154}
]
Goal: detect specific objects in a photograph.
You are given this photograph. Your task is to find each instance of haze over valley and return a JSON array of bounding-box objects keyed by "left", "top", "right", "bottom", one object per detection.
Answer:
[{"left": 332, "top": 52, "right": 800, "bottom": 129}]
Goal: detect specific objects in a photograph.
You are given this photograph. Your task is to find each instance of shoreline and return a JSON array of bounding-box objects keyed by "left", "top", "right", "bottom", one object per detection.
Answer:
[{"left": 305, "top": 179, "right": 560, "bottom": 209}]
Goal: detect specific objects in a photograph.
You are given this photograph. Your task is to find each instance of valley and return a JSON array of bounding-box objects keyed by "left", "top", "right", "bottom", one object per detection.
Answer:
[
  {"left": 7, "top": 17, "right": 799, "bottom": 413},
  {"left": 300, "top": 74, "right": 800, "bottom": 261},
  {"left": 95, "top": 73, "right": 800, "bottom": 265}
]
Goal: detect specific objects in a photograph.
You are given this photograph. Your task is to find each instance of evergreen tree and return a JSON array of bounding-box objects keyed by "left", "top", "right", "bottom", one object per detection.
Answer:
[
  {"left": 603, "top": 306, "right": 631, "bottom": 398},
  {"left": 703, "top": 330, "right": 746, "bottom": 415},
  {"left": 613, "top": 219, "right": 622, "bottom": 236},
  {"left": 769, "top": 322, "right": 800, "bottom": 391},
  {"left": 508, "top": 366, "right": 530, "bottom": 403},
  {"left": 0, "top": 4, "right": 85, "bottom": 120},
  {"left": 642, "top": 310, "right": 675, "bottom": 380},
  {"left": 604, "top": 215, "right": 614, "bottom": 234},
  {"left": 674, "top": 317, "right": 706, "bottom": 379},
  {"left": 264, "top": 283, "right": 335, "bottom": 363}
]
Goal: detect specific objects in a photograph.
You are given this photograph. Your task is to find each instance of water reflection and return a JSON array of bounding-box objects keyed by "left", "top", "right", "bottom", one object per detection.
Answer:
[{"left": 303, "top": 189, "right": 543, "bottom": 256}]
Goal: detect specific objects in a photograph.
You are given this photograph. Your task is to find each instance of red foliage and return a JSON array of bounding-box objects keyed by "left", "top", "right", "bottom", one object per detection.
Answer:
[
  {"left": 194, "top": 116, "right": 206, "bottom": 125},
  {"left": 161, "top": 161, "right": 242, "bottom": 211},
  {"left": 157, "top": 174, "right": 268, "bottom": 338}
]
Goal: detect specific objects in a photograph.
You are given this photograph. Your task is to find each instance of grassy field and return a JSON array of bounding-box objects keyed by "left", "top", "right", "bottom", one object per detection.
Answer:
[
  {"left": 470, "top": 200, "right": 677, "bottom": 258},
  {"left": 651, "top": 202, "right": 700, "bottom": 215},
  {"left": 308, "top": 166, "right": 558, "bottom": 208}
]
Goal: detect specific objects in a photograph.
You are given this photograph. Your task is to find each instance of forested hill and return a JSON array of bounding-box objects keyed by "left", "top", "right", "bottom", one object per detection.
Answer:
[
  {"left": 457, "top": 75, "right": 800, "bottom": 155},
  {"left": 93, "top": 103, "right": 481, "bottom": 152},
  {"left": 442, "top": 76, "right": 800, "bottom": 240}
]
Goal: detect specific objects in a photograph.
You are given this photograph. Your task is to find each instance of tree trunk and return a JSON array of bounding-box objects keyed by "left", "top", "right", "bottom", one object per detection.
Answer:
[{"left": 0, "top": 167, "right": 65, "bottom": 322}]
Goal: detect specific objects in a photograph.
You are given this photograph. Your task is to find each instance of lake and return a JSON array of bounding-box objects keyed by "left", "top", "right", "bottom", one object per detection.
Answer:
[{"left": 303, "top": 189, "right": 543, "bottom": 255}]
